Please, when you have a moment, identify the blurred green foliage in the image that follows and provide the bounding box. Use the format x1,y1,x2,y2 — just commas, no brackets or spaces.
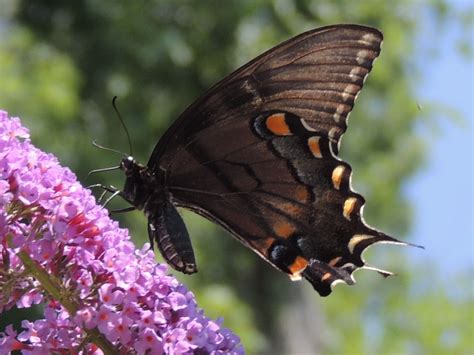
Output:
0,0,472,354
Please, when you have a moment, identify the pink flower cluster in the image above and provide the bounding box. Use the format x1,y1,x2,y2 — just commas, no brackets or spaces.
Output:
0,111,243,354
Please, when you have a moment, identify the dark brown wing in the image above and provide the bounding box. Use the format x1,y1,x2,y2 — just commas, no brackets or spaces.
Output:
148,24,383,168
148,24,406,296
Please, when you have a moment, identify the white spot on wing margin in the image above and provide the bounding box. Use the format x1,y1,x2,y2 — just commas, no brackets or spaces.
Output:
300,118,317,132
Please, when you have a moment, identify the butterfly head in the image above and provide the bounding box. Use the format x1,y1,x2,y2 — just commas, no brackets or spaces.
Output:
119,156,152,209
120,156,141,177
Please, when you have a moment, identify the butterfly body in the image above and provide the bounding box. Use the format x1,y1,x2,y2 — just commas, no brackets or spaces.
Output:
120,157,197,274
119,24,409,296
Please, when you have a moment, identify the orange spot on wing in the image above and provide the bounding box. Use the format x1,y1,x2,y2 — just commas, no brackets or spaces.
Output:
273,221,296,238
343,197,358,220
256,236,276,252
266,113,291,136
288,256,309,275
295,185,310,203
332,165,345,190
348,234,373,254
280,203,303,216
328,256,342,267
308,136,322,158
321,272,332,282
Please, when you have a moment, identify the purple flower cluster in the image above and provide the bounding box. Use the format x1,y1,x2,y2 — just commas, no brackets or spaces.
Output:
0,111,244,354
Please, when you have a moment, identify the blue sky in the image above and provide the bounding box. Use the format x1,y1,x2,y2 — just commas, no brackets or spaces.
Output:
407,1,473,276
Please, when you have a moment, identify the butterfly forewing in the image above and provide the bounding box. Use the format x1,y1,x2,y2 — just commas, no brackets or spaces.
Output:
126,24,409,296
147,24,383,170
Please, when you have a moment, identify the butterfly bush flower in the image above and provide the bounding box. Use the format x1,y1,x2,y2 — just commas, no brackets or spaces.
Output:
0,111,243,354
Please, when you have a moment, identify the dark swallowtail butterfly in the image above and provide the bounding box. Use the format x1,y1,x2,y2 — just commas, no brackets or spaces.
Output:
118,24,413,296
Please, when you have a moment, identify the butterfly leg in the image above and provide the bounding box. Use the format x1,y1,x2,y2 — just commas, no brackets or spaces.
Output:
87,184,131,210
111,206,137,213
87,184,119,202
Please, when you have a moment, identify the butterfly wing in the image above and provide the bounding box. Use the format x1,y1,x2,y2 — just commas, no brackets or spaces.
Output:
148,24,405,296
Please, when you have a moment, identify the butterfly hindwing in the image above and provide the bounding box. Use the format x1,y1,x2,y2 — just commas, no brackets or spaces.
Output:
166,109,402,295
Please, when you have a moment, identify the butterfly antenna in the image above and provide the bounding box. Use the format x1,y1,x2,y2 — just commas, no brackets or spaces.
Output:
92,139,127,156
87,140,125,180
112,96,133,156
86,165,121,180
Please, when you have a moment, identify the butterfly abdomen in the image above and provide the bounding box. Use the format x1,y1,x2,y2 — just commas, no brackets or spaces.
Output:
120,157,197,274
147,195,197,274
